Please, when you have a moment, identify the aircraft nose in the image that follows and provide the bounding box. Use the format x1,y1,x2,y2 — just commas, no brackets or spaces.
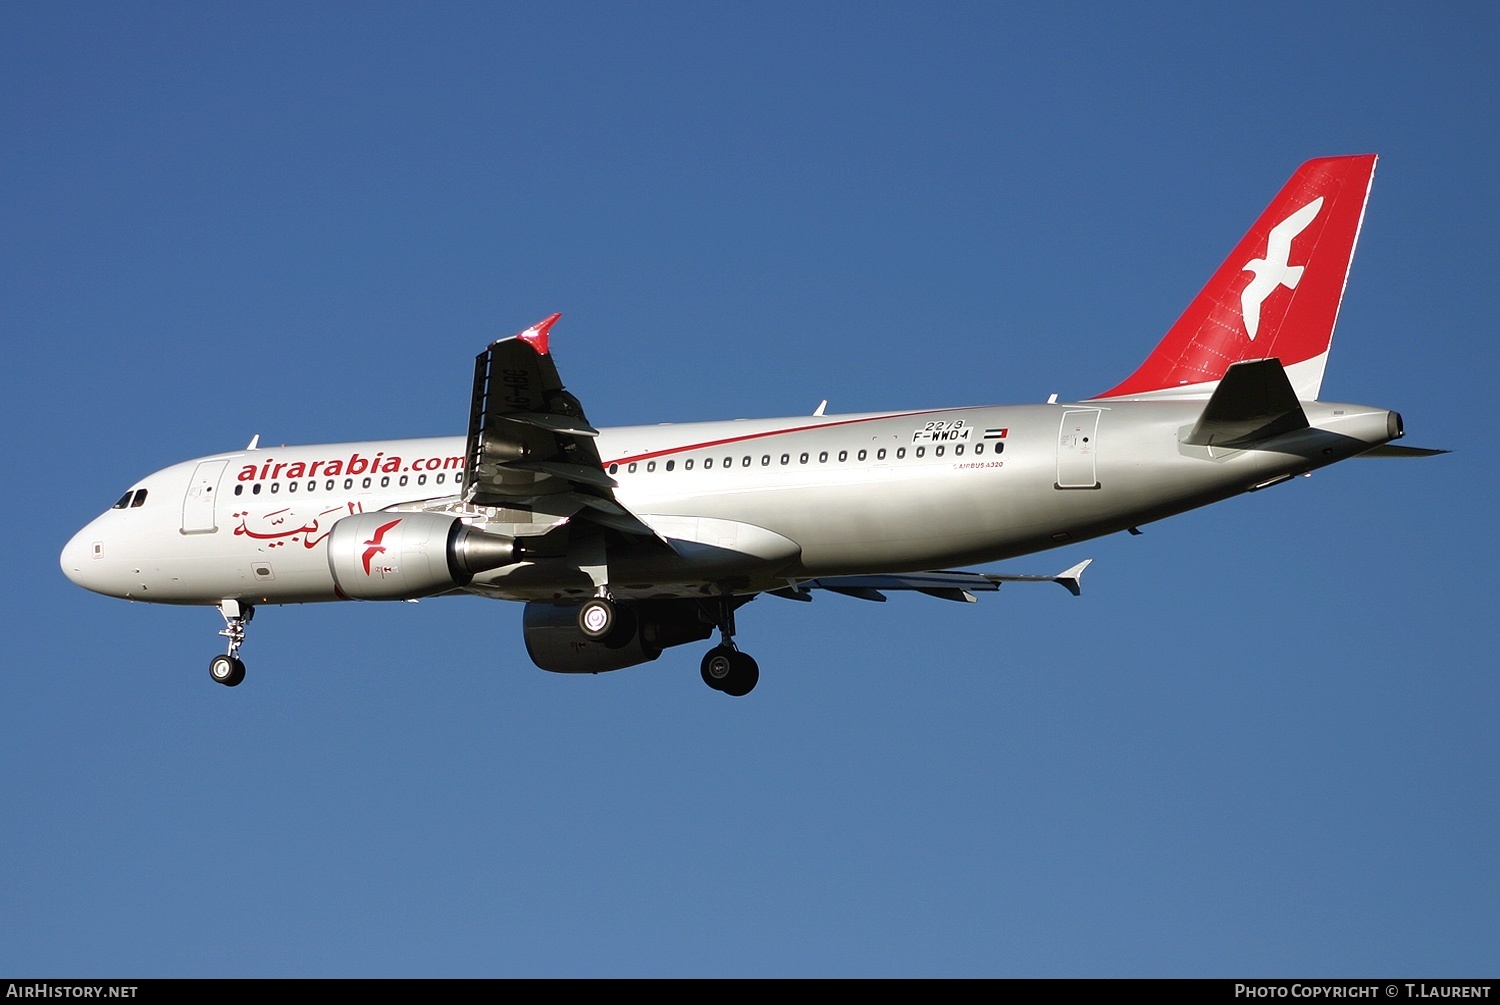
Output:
60,523,103,591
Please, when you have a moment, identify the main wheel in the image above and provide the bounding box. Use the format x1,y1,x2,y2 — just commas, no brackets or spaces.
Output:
721,652,760,697
578,597,617,640
701,646,735,690
209,654,245,687
700,647,759,696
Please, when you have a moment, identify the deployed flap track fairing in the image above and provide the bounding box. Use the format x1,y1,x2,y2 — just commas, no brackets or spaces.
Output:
60,155,1441,697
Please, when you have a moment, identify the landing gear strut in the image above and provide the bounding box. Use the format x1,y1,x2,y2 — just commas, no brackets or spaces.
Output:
700,595,759,696
210,600,252,687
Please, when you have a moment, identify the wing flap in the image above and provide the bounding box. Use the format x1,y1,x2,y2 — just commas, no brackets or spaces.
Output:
782,561,1092,601
465,317,613,508
463,316,662,545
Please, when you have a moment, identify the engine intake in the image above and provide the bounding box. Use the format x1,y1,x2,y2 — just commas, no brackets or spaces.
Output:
328,512,516,600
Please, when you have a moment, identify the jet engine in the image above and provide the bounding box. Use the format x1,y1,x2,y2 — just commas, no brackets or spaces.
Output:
327,511,517,600
523,599,713,673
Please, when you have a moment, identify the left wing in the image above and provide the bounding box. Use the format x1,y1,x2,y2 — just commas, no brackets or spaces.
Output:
463,314,655,537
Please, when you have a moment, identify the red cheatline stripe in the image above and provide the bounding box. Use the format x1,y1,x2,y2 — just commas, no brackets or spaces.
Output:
600,408,968,467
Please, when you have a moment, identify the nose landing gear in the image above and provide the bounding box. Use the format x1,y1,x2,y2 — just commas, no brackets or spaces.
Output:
210,600,253,687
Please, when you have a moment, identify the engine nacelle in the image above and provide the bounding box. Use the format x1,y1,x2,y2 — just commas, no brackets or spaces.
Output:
523,600,713,673
328,512,516,600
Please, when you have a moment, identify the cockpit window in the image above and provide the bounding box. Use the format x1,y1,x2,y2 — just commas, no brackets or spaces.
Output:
130,490,148,508
113,491,134,509
113,489,148,509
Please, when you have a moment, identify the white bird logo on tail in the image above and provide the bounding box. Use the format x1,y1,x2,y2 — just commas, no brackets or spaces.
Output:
1240,196,1322,340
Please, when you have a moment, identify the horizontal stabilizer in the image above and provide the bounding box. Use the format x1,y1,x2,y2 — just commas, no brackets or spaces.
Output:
1181,359,1308,448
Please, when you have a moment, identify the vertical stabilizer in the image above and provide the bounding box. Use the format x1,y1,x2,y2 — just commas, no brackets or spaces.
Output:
1095,155,1376,401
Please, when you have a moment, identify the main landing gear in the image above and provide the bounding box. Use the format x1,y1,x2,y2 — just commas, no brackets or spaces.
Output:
579,591,761,696
700,646,759,697
699,595,759,697
210,599,253,687
577,594,636,649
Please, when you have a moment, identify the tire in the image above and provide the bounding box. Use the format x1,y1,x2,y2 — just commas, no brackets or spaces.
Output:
720,652,759,697
578,598,617,640
700,646,734,691
210,654,245,687
599,604,637,649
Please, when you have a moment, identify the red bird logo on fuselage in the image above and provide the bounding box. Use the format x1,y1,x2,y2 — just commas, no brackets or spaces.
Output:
361,519,402,575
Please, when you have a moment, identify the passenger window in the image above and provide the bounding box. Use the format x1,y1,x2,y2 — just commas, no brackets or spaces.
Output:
308,480,316,491
877,448,886,460
628,462,638,473
685,459,693,470
955,444,964,455
399,475,408,486
761,455,770,466
857,450,866,461
647,461,656,472
609,463,619,474
742,456,751,467
819,451,828,463
436,474,445,485
456,472,463,484
916,447,925,458
975,443,984,455
271,482,280,493
935,446,944,457
234,485,244,496
780,454,789,465
416,475,425,486
897,448,906,459
665,460,674,471
326,479,335,490
344,478,353,490
799,453,808,464
253,484,262,495
704,458,713,469
289,481,298,493
994,442,1004,454
723,456,732,468
380,476,389,487
838,450,847,462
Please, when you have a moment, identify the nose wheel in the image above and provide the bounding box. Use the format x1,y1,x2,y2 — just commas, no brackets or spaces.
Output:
211,600,253,687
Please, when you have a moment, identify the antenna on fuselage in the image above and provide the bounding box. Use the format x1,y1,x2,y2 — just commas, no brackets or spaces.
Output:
813,400,827,416
246,434,260,450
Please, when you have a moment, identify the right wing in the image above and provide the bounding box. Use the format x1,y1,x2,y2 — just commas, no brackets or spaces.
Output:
770,560,1093,603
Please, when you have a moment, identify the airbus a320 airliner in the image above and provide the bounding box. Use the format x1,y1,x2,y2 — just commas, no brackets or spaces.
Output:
61,155,1437,696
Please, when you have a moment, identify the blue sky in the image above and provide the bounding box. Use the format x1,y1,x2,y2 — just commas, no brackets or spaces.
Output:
3,2,1495,977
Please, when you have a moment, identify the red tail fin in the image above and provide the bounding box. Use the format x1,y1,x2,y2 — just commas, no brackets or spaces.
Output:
1096,155,1376,401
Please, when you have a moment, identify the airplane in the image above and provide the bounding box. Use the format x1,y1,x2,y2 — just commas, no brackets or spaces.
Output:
60,154,1439,696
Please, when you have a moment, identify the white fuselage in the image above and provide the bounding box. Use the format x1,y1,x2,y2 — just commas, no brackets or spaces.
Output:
61,398,1398,609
